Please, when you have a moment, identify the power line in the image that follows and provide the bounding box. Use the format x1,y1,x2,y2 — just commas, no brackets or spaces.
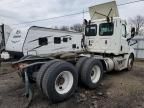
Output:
118,0,144,6
13,0,144,25
13,11,86,25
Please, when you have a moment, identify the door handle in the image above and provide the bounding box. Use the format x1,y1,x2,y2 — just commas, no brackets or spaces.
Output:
105,40,107,44
89,40,92,46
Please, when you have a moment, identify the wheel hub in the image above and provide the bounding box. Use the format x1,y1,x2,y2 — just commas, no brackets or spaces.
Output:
55,71,74,94
91,71,94,76
90,65,101,83
56,75,65,87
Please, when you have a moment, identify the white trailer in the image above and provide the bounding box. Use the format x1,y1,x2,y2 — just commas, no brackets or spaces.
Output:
5,26,82,59
11,1,136,103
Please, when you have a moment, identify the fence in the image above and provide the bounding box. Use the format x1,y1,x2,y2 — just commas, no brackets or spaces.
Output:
132,36,144,59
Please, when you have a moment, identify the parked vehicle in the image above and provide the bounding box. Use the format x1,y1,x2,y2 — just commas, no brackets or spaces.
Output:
0,24,12,59
10,1,136,103
5,26,82,59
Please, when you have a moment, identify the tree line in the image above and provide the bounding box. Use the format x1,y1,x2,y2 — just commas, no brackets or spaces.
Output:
129,15,144,35
55,15,144,35
54,23,83,32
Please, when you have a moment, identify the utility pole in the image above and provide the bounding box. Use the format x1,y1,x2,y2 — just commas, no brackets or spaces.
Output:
83,9,85,20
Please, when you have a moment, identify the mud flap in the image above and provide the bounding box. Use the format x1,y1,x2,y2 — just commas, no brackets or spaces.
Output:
24,70,33,107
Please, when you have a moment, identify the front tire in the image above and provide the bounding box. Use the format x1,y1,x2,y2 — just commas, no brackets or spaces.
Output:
127,54,134,71
81,58,103,89
42,61,78,103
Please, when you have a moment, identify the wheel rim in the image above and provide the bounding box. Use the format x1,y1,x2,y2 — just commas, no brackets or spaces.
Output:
55,71,74,94
128,58,133,69
90,65,101,83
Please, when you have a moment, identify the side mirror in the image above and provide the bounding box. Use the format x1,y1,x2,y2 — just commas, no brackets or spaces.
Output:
131,27,136,38
83,19,88,26
130,40,138,46
89,20,91,25
127,27,136,42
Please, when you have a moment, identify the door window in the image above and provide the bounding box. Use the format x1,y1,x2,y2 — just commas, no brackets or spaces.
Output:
99,23,114,36
122,24,127,38
85,24,97,36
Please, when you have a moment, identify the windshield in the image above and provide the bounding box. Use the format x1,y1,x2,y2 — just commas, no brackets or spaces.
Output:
85,24,97,36
99,23,114,36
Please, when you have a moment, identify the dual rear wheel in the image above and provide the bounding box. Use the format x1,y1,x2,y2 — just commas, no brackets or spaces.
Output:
36,60,78,103
36,57,103,102
76,57,103,89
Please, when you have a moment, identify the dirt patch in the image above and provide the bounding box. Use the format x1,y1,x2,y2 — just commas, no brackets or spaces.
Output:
0,61,144,108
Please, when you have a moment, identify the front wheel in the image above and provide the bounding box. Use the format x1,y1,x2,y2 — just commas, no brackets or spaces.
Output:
127,54,134,71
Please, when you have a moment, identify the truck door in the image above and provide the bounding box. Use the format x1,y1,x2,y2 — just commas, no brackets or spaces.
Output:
121,24,129,53
85,23,115,53
98,22,114,51
85,24,97,50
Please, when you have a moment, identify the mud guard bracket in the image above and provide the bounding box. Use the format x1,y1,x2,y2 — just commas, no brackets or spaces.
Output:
24,69,33,107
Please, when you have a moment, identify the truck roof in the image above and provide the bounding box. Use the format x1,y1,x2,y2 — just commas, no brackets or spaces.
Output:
91,17,123,23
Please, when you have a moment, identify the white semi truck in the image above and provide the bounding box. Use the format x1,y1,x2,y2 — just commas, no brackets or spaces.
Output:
9,1,136,103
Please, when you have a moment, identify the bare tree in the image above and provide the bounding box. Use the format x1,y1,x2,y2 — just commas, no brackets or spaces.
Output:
70,24,83,32
60,26,69,31
54,26,58,29
129,15,144,35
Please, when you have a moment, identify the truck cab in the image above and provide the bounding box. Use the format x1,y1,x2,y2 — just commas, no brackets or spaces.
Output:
85,17,133,55
82,1,136,72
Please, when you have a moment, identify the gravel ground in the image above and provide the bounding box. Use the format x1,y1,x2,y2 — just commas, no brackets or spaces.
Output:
0,61,144,108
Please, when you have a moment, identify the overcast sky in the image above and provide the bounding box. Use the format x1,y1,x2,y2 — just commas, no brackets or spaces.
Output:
0,0,144,28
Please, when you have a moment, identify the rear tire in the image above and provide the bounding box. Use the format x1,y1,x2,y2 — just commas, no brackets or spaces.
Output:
36,59,60,92
42,61,78,103
76,57,88,78
81,58,103,89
